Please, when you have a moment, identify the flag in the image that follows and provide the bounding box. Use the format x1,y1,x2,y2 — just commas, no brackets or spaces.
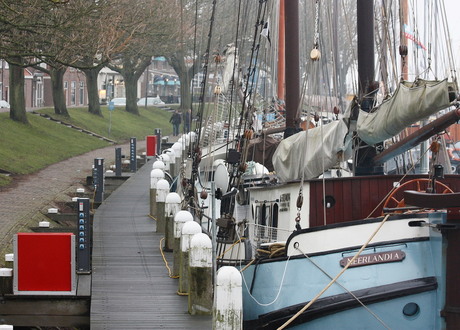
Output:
261,20,271,45
404,24,426,50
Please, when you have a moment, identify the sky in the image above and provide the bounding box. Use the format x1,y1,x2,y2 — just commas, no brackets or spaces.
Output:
444,0,460,54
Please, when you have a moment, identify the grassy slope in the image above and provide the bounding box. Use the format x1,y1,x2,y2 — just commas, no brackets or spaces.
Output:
0,105,173,187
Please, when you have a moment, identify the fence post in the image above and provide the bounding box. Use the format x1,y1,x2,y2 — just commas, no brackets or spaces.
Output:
189,233,213,315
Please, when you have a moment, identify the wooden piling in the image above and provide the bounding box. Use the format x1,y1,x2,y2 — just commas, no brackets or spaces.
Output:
165,192,181,251
188,233,213,315
178,221,201,294
213,266,243,330
150,168,164,217
155,179,170,234
173,211,193,278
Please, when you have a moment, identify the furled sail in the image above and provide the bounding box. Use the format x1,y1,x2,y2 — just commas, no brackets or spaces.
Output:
357,79,452,145
272,118,351,181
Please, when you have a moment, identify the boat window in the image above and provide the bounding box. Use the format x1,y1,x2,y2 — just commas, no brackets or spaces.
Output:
403,302,420,318
261,203,267,226
272,203,279,228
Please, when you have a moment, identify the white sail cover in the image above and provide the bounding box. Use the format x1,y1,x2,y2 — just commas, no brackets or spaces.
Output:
272,119,351,181
357,79,451,145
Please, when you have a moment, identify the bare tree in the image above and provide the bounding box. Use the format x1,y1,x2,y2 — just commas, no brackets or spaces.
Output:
107,0,179,115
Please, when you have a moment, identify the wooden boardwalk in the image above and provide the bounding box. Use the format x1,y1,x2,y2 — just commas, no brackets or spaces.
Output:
90,160,211,329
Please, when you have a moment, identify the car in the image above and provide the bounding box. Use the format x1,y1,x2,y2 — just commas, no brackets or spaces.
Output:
0,100,10,108
110,98,126,106
137,96,165,106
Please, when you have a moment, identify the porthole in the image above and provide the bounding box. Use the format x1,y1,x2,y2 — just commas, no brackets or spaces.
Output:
403,302,420,317
323,195,336,208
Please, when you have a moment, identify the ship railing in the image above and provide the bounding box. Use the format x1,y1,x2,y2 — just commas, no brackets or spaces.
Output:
247,223,292,244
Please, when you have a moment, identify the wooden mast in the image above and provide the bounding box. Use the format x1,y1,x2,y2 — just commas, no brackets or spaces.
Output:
354,0,384,176
277,0,285,102
284,0,300,138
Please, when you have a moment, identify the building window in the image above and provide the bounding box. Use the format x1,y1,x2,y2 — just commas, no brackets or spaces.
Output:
64,81,68,105
71,81,76,105
79,82,84,105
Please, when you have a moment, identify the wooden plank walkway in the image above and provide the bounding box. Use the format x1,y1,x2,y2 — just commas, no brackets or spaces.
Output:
90,160,211,329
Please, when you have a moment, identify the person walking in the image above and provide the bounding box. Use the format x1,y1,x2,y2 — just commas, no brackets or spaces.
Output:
170,110,182,136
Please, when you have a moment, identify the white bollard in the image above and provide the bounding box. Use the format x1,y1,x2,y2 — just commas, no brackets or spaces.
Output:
150,169,164,217
164,192,181,251
164,149,176,177
213,266,243,330
152,160,166,171
39,221,50,228
156,179,170,234
4,254,13,269
173,211,194,277
178,221,201,294
160,153,171,174
188,233,213,315
172,142,182,164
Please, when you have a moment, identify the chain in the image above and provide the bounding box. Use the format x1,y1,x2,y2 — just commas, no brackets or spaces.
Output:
313,0,320,48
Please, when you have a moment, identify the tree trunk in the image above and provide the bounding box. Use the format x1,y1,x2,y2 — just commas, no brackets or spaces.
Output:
114,57,151,115
124,73,139,115
83,67,103,117
168,52,197,111
8,59,28,124
50,67,69,117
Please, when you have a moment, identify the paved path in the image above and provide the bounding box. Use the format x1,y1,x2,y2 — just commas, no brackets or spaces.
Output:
0,141,144,257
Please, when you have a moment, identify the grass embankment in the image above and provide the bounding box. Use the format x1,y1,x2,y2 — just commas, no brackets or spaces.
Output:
0,105,173,187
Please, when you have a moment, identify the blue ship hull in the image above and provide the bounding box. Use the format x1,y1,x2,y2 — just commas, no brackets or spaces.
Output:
242,213,446,329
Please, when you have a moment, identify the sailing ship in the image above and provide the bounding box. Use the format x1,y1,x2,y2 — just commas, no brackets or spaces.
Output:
172,0,460,328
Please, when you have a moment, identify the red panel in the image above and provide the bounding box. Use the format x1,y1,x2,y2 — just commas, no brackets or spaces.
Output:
146,135,157,156
17,233,73,292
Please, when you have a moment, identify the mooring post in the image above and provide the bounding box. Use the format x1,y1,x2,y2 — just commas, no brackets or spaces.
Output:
172,142,182,172
178,221,201,294
0,267,13,295
156,179,170,234
213,266,243,330
150,168,164,217
173,210,193,278
93,158,104,203
188,233,213,315
164,149,176,177
165,192,181,251
4,254,13,269
155,128,162,155
115,147,122,176
160,153,171,174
